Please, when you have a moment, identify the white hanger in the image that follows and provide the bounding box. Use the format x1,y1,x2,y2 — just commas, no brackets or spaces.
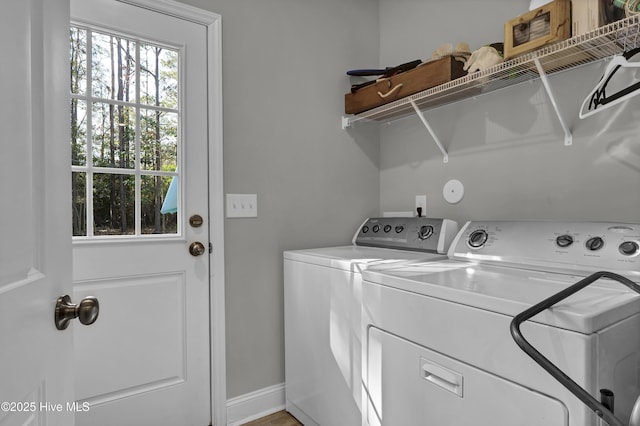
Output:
579,48,640,119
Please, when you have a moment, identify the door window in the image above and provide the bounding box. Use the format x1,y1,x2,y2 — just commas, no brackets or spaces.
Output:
70,25,180,238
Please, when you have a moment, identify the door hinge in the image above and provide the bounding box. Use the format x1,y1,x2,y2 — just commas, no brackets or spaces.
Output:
209,242,213,253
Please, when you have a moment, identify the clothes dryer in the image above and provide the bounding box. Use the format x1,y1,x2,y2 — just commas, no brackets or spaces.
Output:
284,217,458,426
361,220,640,426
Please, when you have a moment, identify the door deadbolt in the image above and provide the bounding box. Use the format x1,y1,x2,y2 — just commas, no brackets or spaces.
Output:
189,241,207,256
189,214,204,228
55,295,99,330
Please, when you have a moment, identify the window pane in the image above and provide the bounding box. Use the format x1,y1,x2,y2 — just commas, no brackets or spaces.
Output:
141,175,177,235
70,27,87,95
72,172,87,236
71,26,182,240
140,44,178,108
140,110,178,171
93,173,135,235
91,102,135,169
71,99,87,166
91,32,137,102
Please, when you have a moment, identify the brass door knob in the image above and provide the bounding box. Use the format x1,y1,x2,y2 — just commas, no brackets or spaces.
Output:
55,295,99,330
189,241,206,256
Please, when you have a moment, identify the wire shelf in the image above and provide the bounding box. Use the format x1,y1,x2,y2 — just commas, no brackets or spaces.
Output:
342,14,640,128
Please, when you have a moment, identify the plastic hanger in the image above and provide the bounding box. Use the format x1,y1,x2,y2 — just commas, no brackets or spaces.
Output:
579,47,640,119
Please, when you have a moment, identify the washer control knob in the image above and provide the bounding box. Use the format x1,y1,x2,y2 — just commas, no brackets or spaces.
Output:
619,241,639,256
362,225,369,234
585,236,604,251
383,225,392,233
395,225,404,233
468,229,488,248
372,225,380,233
418,225,434,240
556,234,574,248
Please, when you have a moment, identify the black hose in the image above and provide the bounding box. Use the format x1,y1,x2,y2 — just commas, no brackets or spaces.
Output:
510,271,640,426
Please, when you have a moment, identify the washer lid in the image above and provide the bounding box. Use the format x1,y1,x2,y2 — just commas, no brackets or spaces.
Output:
362,260,640,333
284,245,444,272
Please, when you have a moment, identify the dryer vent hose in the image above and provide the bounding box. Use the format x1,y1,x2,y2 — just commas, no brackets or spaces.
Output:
511,271,640,426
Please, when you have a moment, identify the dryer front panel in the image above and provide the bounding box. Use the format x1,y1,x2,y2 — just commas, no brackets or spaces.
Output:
365,327,568,426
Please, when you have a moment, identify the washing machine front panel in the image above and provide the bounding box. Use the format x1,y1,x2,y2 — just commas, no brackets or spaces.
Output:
284,217,459,426
284,249,447,426
285,259,362,426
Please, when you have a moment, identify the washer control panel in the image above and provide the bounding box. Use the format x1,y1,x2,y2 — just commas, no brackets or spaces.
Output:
355,217,458,254
450,220,640,277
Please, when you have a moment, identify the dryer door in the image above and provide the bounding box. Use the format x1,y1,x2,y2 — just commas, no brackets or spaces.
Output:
365,327,569,426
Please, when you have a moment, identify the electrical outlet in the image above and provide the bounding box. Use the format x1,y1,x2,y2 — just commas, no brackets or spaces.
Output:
226,194,257,218
415,195,426,216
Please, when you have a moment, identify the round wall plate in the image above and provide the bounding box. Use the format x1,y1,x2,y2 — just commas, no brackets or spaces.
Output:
443,179,464,204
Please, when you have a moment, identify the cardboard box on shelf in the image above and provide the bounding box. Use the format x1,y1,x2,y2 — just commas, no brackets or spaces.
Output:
572,0,627,37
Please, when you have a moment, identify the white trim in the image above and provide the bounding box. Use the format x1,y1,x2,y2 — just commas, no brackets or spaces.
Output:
117,0,218,25
115,1,227,425
226,383,286,426
206,14,228,426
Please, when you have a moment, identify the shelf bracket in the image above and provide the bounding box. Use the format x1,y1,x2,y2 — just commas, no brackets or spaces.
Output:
410,100,449,163
341,116,351,130
533,58,573,146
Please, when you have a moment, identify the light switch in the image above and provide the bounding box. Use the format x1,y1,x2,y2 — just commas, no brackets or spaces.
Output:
226,194,258,218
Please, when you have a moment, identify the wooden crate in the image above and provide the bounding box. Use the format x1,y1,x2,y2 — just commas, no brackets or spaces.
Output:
344,56,467,115
504,0,571,60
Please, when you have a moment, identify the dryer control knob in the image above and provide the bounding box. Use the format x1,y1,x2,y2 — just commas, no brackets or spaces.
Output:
585,236,604,251
556,234,574,248
468,229,488,248
418,225,434,240
619,241,639,256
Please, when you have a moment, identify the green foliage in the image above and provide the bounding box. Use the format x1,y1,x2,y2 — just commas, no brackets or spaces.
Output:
70,26,179,236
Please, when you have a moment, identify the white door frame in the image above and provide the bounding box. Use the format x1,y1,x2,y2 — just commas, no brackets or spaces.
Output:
116,1,227,425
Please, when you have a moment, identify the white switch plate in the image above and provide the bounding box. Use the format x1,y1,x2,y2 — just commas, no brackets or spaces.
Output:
226,194,257,218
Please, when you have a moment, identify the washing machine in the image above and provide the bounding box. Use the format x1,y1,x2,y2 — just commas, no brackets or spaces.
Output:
284,217,458,426
361,220,640,426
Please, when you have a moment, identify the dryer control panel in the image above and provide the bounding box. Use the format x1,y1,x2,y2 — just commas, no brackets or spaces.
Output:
450,220,640,279
354,217,458,254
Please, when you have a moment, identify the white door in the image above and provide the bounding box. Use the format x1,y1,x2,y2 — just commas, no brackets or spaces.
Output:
69,1,211,424
0,0,74,425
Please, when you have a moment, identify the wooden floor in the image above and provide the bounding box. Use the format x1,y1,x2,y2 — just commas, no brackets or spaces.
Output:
240,410,303,426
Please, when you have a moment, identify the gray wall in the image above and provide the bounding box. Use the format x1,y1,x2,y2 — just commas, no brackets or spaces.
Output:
379,0,640,225
175,0,640,403
175,0,380,399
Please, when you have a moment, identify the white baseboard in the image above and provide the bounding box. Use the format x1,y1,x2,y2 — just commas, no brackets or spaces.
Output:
226,383,286,426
